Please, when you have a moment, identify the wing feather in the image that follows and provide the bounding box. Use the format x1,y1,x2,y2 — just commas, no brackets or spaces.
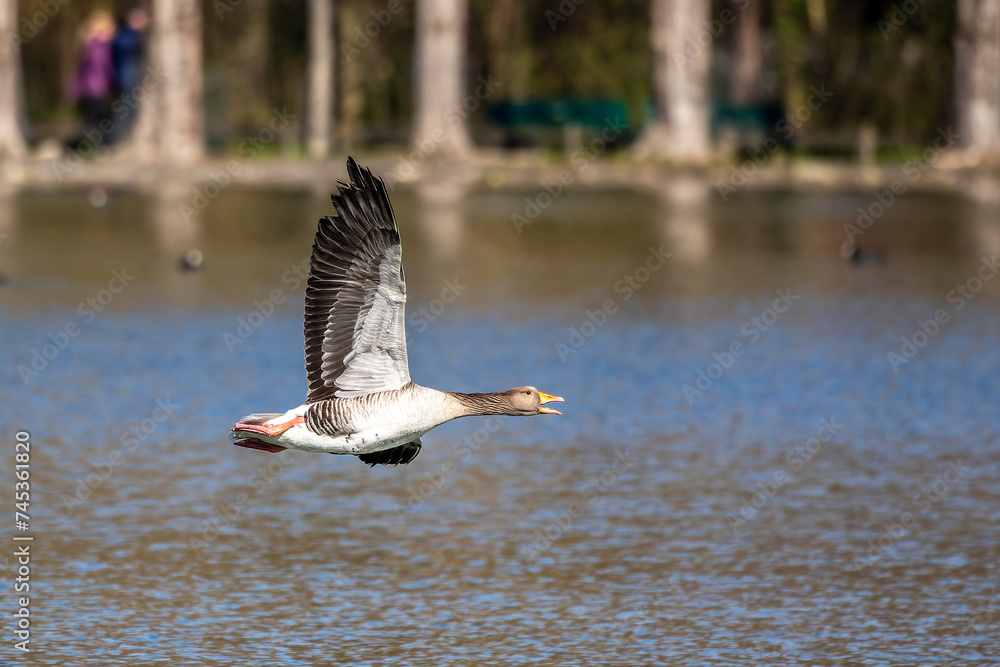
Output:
304,158,410,402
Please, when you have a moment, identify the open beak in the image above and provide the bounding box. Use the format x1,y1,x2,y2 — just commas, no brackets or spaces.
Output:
538,392,564,415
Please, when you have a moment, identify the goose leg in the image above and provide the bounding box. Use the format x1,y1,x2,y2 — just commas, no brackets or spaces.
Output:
232,438,287,453
233,415,305,437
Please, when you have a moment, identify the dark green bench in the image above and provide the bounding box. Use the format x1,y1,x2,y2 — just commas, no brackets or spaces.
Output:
487,99,635,150
711,101,791,148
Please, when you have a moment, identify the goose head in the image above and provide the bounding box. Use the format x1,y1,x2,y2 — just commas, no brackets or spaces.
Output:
501,386,565,416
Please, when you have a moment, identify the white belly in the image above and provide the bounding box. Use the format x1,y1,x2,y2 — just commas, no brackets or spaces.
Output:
260,390,460,455
273,422,427,455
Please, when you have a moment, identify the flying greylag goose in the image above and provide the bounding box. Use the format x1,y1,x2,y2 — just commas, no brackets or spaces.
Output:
231,158,563,466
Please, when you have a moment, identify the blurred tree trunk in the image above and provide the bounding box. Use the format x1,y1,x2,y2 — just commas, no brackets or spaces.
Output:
0,1,27,158
955,0,1000,163
413,0,471,159
632,0,711,163
729,0,762,104
337,1,364,150
119,0,203,165
806,0,827,37
307,0,334,158
805,0,826,36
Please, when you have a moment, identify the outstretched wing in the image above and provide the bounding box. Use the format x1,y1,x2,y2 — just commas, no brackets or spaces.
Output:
304,157,410,402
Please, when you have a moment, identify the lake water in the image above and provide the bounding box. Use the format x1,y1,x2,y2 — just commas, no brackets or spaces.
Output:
1,180,999,665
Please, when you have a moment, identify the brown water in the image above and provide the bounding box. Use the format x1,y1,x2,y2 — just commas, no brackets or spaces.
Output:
1,182,999,665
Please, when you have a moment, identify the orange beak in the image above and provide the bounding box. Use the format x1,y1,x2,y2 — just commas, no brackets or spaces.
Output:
538,392,564,415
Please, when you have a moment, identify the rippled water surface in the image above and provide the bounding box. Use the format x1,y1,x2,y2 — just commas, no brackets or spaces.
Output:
2,182,1000,665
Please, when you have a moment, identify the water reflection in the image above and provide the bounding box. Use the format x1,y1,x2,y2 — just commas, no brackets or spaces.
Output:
413,182,468,261
970,200,1000,257
654,174,712,263
2,186,999,665
149,180,202,272
0,193,14,281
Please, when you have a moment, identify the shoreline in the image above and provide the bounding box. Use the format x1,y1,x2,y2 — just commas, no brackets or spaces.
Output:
1,151,997,202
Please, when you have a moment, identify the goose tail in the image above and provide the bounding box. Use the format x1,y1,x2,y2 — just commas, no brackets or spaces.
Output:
230,413,290,453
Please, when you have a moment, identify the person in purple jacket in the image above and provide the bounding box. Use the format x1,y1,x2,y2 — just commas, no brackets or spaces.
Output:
68,10,116,150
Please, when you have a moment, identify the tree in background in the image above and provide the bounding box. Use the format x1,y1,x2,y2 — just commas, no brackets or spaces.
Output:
1,0,989,163
955,0,1000,163
119,0,203,165
633,0,712,164
729,0,763,104
307,0,334,158
490,0,650,134
412,0,471,159
0,0,27,158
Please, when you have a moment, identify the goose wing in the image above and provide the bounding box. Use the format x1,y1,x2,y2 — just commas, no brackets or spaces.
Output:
357,439,422,466
304,157,410,401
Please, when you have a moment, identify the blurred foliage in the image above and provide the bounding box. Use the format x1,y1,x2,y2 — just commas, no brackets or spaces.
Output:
800,0,955,143
17,0,958,151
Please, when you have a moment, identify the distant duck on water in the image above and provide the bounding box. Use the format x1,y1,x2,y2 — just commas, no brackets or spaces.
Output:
231,158,564,466
840,240,886,265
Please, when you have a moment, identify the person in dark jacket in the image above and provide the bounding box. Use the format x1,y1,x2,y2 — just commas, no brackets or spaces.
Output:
111,4,150,142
